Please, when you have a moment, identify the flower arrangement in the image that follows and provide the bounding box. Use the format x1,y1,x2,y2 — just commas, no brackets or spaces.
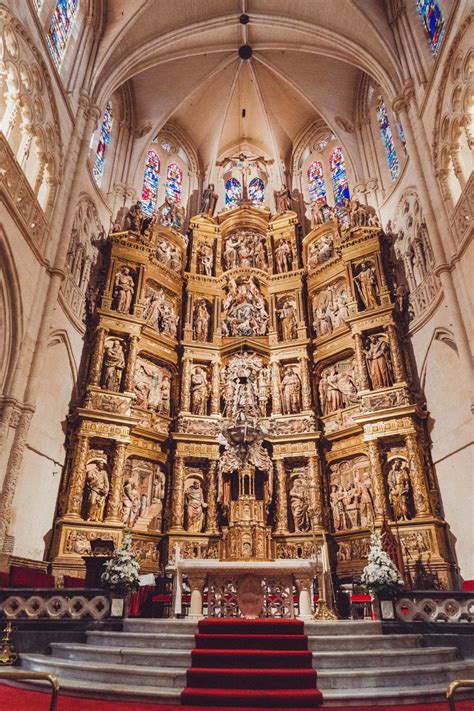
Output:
361,529,404,597
101,534,140,595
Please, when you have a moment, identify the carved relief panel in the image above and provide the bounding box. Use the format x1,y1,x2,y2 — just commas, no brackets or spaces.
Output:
222,275,269,337
121,457,166,532
307,233,335,272
318,355,359,416
143,280,179,339
328,455,372,532
363,332,393,390
311,277,350,338
222,230,268,272
133,356,172,417
155,237,183,274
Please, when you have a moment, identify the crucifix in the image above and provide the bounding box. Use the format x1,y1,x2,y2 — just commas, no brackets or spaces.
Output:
218,152,272,201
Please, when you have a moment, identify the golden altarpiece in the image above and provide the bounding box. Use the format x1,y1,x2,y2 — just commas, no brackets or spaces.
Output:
50,196,457,591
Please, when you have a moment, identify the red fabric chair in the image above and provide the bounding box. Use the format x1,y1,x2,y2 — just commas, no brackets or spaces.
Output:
9,565,55,588
350,593,373,620
462,580,474,591
128,585,156,617
63,575,86,588
0,571,9,587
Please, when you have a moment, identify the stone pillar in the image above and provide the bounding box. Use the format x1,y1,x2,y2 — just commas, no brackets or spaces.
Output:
206,462,218,534
294,575,313,619
353,332,370,390
450,143,466,189
89,328,106,386
188,574,207,617
274,459,288,534
210,359,220,415
64,433,90,519
170,455,186,531
436,169,455,214
299,355,312,410
123,336,139,392
271,360,282,415
367,440,388,521
405,432,431,518
308,456,323,529
386,324,406,383
104,442,128,523
180,357,192,412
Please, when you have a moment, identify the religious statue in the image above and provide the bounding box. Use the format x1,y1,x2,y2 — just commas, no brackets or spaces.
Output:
196,242,213,275
278,298,298,341
319,363,358,415
388,458,412,521
289,477,310,532
218,153,269,200
307,234,334,271
133,358,171,415
353,261,379,310
330,483,351,532
85,460,109,522
190,366,209,415
347,199,380,228
143,287,179,338
193,299,211,342
364,334,393,389
257,366,270,416
222,276,268,337
155,239,182,273
274,238,294,273
200,183,218,217
185,479,207,532
121,478,141,527
124,201,143,232
281,367,302,414
157,196,185,230
102,339,125,391
113,267,135,314
274,184,292,214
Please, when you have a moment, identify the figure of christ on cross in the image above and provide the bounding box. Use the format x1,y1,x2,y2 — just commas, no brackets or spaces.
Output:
218,152,273,201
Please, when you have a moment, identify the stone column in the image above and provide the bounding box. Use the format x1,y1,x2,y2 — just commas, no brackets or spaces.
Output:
405,432,431,518
206,462,218,534
299,355,312,410
105,442,128,523
274,459,288,534
308,456,323,529
64,433,90,519
294,575,313,619
436,169,455,214
450,143,466,190
353,332,370,390
271,360,282,415
170,455,186,531
210,360,220,415
89,328,106,386
386,324,406,383
123,336,139,392
180,357,192,412
188,574,207,617
367,440,388,521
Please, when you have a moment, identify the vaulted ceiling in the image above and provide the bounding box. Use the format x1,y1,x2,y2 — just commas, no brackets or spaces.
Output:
90,1,404,174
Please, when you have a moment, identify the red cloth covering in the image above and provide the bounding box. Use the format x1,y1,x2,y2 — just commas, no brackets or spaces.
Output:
128,585,156,617
0,571,9,587
351,594,372,602
462,579,474,591
63,575,86,588
9,565,55,588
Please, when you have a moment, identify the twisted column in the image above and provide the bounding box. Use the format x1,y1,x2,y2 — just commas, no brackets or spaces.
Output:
123,336,139,392
387,324,406,383
274,459,288,534
105,442,128,522
299,355,312,410
170,455,186,531
64,433,90,519
180,357,192,412
353,332,370,390
89,328,106,386
210,359,220,415
206,462,219,534
367,440,388,521
405,432,431,518
271,360,282,414
308,456,323,529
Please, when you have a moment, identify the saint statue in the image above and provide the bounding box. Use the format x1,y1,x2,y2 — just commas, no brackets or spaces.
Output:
85,460,109,522
281,367,302,414
113,267,135,314
190,367,209,415
365,335,393,389
121,478,140,527
124,201,143,232
274,185,292,214
388,459,411,521
289,477,310,532
185,480,207,532
196,242,213,275
278,299,298,341
200,184,218,217
193,299,211,342
354,261,379,310
274,238,293,273
102,339,125,391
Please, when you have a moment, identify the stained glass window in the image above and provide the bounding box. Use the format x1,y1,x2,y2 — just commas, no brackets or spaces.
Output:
92,101,113,187
329,146,350,210
307,161,327,204
165,162,182,203
141,150,160,215
46,0,79,67
396,117,407,153
376,97,400,181
249,177,265,204
33,0,43,9
225,178,241,207
417,0,445,54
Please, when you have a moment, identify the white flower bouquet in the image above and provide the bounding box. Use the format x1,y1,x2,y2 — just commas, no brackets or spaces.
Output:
361,530,404,597
101,534,140,595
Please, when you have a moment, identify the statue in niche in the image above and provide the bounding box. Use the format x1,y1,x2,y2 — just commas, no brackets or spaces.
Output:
221,353,266,421
102,339,125,392
281,366,302,414
143,286,179,338
196,242,213,275
329,456,372,531
387,458,412,521
353,261,379,310
160,375,171,416
312,279,350,337
319,361,358,415
190,366,210,415
307,234,334,271
124,201,143,232
155,239,182,273
223,234,240,270
133,358,171,415
255,238,267,270
121,478,141,527
289,477,310,532
364,334,393,389
274,184,292,213
257,365,271,416
222,276,268,337
113,267,135,314
222,231,267,271
185,479,207,532
193,299,211,342
85,459,110,522
278,298,298,341
121,460,166,531
200,183,218,217
274,238,294,273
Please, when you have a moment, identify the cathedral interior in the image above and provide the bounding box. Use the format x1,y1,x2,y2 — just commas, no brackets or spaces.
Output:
0,0,472,595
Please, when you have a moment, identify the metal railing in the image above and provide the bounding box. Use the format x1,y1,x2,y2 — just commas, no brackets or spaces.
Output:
447,679,474,711
0,670,59,711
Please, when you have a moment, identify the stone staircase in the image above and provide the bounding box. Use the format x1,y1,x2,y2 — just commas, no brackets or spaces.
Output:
19,618,474,706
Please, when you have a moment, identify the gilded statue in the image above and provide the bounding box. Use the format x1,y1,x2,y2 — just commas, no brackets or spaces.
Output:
124,201,143,232
193,299,211,342
274,184,292,213
281,367,302,414
278,298,298,341
85,460,109,522
307,235,334,270
388,458,412,521
289,477,310,532
190,366,209,415
319,363,358,415
196,242,213,275
113,267,135,313
353,261,379,310
102,339,125,391
274,238,293,273
185,480,207,532
200,184,218,217
365,334,393,389
121,478,140,526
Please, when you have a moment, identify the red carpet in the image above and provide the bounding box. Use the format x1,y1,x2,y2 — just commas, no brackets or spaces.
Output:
181,618,323,708
1,684,474,710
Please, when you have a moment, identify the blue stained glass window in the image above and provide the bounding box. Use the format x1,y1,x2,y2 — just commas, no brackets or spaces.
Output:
225,178,241,207
165,162,182,203
141,150,160,215
417,0,445,54
376,97,400,181
93,101,113,187
46,0,79,67
307,161,327,204
249,177,265,204
396,118,407,153
329,146,350,211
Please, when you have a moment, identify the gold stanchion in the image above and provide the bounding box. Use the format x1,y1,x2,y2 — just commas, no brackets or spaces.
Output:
0,623,17,665
0,670,60,711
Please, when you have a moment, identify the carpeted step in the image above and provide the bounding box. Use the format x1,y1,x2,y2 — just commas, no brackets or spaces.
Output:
195,633,309,650
186,667,317,690
181,686,323,708
191,648,313,668
198,618,305,636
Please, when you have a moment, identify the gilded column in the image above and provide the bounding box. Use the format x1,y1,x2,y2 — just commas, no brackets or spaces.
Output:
405,432,431,518
64,433,90,519
206,461,218,534
105,442,128,522
367,440,388,521
386,324,406,383
274,459,288,534
123,336,139,392
180,357,192,412
308,455,323,529
353,332,370,390
299,355,312,410
271,360,282,415
170,455,186,531
210,359,220,415
89,327,106,386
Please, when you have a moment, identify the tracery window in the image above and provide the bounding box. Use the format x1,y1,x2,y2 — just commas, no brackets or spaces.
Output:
249,177,265,204
46,0,80,67
417,0,445,54
225,177,241,207
307,161,327,204
141,150,160,215
165,162,182,203
92,101,113,187
396,118,407,153
329,147,350,210
376,97,400,181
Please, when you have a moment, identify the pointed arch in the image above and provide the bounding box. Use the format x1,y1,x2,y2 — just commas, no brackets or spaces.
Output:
0,228,24,393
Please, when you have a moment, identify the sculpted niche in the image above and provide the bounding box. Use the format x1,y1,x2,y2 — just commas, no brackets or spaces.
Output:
133,356,172,416
312,277,350,337
143,281,179,339
222,230,267,271
221,352,270,419
329,455,373,532
318,357,359,416
222,276,269,337
121,458,166,532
